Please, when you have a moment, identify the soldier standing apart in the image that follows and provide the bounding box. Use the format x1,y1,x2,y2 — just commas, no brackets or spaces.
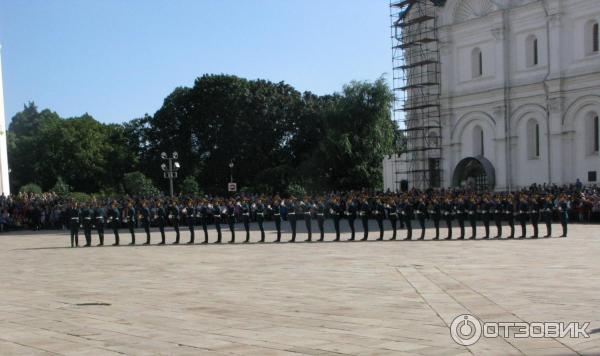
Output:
541,195,554,238
558,194,569,237
387,197,398,240
255,198,266,243
81,202,93,247
316,197,326,242
360,196,370,241
184,199,195,244
169,199,180,244
109,201,120,246
125,201,136,245
156,200,167,245
415,196,426,240
94,201,106,246
140,200,151,245
68,201,81,248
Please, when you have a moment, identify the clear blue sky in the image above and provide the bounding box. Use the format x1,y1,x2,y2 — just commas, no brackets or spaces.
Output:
0,0,392,124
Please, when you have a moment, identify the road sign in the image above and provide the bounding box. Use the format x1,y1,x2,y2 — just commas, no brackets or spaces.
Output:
228,182,237,192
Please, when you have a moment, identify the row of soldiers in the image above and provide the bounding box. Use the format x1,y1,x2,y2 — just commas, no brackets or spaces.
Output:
65,192,571,247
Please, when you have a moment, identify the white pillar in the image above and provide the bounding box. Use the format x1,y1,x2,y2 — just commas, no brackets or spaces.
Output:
0,46,11,195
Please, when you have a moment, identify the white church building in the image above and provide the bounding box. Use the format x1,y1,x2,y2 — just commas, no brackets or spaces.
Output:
385,0,600,192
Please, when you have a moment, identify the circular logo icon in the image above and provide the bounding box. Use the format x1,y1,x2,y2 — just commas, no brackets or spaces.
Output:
450,314,482,346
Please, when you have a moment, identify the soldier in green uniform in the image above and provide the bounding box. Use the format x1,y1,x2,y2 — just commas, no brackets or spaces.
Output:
81,202,94,247
155,200,167,245
541,195,554,238
108,201,120,246
140,200,151,245
315,197,326,242
226,199,236,243
124,200,136,245
387,197,399,240
169,199,181,244
94,201,106,246
346,196,357,241
255,197,266,243
67,201,81,248
241,198,251,243
558,194,569,237
415,196,426,240
270,198,282,243
359,196,370,241
212,199,223,243
197,199,209,243
183,199,195,244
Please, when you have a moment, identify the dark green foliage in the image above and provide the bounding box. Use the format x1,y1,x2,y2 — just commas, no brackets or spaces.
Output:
19,183,42,194
8,76,398,195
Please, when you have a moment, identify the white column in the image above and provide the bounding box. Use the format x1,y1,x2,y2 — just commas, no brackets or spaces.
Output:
0,46,11,195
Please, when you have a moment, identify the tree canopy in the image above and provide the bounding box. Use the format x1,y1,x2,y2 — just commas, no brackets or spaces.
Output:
8,75,398,195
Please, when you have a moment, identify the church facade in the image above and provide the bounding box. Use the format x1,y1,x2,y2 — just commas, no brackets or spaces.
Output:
386,0,600,191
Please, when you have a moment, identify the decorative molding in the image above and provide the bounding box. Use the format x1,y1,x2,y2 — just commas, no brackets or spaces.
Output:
491,27,504,41
454,0,497,23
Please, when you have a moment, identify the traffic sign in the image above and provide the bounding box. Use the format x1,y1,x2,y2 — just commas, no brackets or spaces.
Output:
228,182,237,192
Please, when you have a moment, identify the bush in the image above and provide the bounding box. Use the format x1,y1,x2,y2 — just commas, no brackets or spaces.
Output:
19,183,43,194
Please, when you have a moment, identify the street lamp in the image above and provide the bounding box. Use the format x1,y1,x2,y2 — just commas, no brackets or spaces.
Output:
161,151,180,197
228,161,234,183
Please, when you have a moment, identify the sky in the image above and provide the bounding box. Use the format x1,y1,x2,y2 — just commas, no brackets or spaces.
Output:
0,0,392,124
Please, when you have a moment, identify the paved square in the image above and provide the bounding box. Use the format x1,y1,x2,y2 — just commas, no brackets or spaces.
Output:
0,222,599,355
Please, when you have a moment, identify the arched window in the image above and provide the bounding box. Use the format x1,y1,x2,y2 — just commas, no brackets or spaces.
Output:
473,125,484,156
587,114,600,155
472,48,483,78
527,119,540,159
526,35,539,67
585,21,599,55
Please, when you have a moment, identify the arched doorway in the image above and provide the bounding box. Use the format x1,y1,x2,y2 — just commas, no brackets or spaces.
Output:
452,156,496,191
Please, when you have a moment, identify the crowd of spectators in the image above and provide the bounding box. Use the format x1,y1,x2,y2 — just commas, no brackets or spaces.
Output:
0,183,599,232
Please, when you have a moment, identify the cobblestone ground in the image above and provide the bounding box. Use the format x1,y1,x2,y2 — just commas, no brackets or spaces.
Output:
0,221,599,355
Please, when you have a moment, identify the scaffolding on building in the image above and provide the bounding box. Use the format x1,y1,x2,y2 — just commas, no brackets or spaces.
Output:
390,0,442,190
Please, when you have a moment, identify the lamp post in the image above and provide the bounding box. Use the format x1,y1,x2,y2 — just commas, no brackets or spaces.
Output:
161,151,180,197
228,161,234,183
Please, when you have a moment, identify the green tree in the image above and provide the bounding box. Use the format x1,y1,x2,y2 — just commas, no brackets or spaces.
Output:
122,171,160,196
180,176,200,195
52,177,71,196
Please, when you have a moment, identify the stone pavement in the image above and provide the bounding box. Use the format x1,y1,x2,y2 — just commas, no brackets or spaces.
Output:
0,221,599,355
